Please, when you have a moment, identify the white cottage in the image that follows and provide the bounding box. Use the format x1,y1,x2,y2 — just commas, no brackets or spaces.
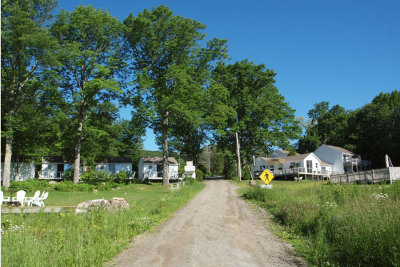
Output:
252,153,332,179
1,161,35,181
314,144,371,174
41,156,72,179
95,156,133,176
138,157,179,180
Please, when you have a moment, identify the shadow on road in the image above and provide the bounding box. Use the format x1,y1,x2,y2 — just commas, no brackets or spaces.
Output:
204,176,226,180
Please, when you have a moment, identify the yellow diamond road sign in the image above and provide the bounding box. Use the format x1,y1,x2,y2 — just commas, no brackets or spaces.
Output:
259,169,274,184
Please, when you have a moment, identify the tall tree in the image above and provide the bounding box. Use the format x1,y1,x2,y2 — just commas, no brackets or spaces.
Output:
1,0,58,188
350,90,400,167
51,5,126,183
124,5,227,185
213,60,301,179
297,101,350,153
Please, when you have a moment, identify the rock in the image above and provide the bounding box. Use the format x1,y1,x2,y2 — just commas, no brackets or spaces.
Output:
75,198,129,213
249,180,257,187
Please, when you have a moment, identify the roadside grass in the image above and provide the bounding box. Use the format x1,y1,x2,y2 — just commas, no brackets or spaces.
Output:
1,182,205,267
236,179,400,266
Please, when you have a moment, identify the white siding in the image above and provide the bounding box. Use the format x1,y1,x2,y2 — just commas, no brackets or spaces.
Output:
250,158,269,174
314,145,345,174
1,162,35,181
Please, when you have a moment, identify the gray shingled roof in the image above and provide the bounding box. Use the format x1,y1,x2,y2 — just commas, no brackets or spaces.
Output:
326,145,353,155
142,157,178,165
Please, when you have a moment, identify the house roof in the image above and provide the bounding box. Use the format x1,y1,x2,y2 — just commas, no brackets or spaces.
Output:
259,153,313,164
101,156,132,163
42,156,67,163
320,160,333,166
282,153,312,162
326,145,354,155
142,157,178,165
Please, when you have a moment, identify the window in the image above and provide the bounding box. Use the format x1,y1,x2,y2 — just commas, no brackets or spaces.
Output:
109,164,116,174
269,165,274,171
289,162,295,168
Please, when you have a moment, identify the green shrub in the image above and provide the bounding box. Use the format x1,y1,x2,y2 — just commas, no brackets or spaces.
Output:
113,171,129,184
51,181,96,192
195,169,204,182
62,169,73,181
81,171,112,185
7,179,49,192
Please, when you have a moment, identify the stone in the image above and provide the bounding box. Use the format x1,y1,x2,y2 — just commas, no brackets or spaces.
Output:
75,198,129,213
249,180,257,187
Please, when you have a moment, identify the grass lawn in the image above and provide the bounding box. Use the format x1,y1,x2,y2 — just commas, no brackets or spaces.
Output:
1,181,205,267
44,183,169,207
235,179,400,267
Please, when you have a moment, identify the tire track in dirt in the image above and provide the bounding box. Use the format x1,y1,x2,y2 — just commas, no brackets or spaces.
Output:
111,180,305,267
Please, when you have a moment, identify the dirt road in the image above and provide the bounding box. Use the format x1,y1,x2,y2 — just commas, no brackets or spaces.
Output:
111,180,304,267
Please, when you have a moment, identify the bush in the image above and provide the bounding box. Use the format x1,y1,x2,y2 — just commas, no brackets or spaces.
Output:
7,179,49,192
51,181,95,192
62,169,73,181
195,169,204,182
113,171,129,184
81,171,112,185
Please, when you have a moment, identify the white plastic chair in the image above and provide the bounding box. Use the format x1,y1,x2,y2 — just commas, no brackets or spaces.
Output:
1,191,11,206
33,191,48,207
24,190,41,207
12,190,26,206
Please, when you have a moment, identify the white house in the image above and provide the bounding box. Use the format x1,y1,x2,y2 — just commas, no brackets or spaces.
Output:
314,144,371,174
1,161,35,181
252,153,332,179
94,156,133,176
183,161,196,179
41,156,72,179
138,157,179,180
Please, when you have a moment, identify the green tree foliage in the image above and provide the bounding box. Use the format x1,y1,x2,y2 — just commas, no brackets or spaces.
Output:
124,5,227,185
349,90,400,167
51,5,126,183
213,60,301,178
297,101,351,153
1,0,58,188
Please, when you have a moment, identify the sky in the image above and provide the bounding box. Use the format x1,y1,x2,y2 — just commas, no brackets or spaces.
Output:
57,0,400,150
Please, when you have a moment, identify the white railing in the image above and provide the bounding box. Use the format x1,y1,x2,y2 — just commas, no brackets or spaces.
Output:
268,167,332,176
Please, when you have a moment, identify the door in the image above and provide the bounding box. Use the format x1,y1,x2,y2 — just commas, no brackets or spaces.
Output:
306,160,312,173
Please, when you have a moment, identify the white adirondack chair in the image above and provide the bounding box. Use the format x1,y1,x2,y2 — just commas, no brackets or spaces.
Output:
24,190,41,207
12,190,26,206
0,191,11,205
33,191,48,207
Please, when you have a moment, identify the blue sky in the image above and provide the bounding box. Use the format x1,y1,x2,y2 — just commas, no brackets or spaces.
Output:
57,0,400,150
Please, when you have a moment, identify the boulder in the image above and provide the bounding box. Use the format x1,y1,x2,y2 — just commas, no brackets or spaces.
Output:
75,198,129,213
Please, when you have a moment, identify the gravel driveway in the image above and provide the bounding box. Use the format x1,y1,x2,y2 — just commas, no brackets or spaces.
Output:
111,179,305,267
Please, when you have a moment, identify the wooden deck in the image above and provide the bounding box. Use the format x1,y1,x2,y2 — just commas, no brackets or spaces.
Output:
330,167,400,184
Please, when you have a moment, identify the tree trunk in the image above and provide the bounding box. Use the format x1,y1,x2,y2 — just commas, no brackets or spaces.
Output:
73,111,84,184
162,111,169,186
3,135,13,189
236,131,242,181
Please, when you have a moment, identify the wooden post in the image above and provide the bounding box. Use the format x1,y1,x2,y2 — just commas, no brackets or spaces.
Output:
235,132,242,181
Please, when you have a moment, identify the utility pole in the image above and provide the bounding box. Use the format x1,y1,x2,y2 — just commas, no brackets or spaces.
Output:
236,131,242,181
207,146,211,174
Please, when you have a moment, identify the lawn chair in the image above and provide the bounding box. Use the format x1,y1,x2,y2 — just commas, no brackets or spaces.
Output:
24,190,41,207
33,191,48,207
0,191,11,206
12,190,26,206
